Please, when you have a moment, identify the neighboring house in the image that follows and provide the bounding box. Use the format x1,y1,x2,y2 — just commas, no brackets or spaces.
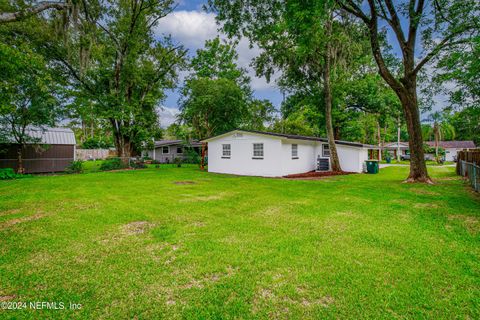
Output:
383,142,409,158
426,141,476,162
201,130,378,177
0,127,76,173
145,140,202,163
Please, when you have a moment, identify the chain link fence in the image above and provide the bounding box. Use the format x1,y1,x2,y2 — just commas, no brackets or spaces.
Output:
458,160,480,192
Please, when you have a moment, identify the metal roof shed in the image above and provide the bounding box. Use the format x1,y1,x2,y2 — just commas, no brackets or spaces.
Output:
0,127,77,173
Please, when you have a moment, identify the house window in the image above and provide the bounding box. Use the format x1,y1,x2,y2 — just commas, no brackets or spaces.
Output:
222,144,231,158
322,144,330,157
162,146,169,154
176,146,183,154
292,144,298,159
253,143,264,159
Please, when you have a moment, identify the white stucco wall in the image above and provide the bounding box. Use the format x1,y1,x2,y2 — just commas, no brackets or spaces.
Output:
207,133,284,177
314,143,367,173
280,139,316,175
206,131,369,176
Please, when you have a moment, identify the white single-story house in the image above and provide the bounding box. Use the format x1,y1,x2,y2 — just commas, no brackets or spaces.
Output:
201,130,378,177
426,140,476,162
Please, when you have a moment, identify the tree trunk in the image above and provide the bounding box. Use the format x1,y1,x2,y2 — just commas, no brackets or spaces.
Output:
433,122,439,163
397,116,401,162
377,120,382,161
111,123,132,165
398,86,431,183
323,13,342,172
16,144,25,174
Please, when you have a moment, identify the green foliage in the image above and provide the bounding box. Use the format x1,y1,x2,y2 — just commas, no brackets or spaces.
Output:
65,160,84,174
0,41,61,144
81,137,112,149
173,157,182,167
0,168,30,180
0,168,16,180
99,158,126,171
184,148,201,164
47,0,186,157
446,106,480,145
179,78,247,139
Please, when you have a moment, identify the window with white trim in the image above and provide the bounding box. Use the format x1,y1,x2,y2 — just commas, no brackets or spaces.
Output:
162,146,169,154
292,144,298,159
222,144,231,158
253,143,264,159
176,146,183,154
322,144,330,157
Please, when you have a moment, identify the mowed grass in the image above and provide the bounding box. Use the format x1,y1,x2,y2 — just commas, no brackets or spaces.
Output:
0,165,479,319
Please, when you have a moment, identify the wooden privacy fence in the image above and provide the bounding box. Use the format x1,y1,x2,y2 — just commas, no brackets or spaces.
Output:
456,150,480,193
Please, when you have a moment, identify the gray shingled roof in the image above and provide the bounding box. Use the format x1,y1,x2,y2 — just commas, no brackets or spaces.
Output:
426,141,476,149
154,140,202,147
203,129,378,148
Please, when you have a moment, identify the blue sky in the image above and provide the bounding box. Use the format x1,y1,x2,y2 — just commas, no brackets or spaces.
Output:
157,1,447,127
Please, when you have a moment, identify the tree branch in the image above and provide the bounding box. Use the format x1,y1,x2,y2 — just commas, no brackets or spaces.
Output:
0,1,68,23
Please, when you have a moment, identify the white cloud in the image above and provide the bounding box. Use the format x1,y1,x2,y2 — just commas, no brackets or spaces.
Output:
155,10,278,91
158,106,180,128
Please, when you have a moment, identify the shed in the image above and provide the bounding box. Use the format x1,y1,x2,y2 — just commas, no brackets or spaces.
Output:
0,127,76,173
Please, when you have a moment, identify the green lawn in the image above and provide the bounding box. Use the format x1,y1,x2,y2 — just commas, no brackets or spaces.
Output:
0,166,479,319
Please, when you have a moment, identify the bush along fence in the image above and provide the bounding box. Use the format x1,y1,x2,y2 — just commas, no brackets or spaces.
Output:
457,150,480,192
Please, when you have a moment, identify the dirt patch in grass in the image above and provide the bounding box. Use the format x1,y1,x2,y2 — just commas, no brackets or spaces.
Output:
180,192,232,202
414,203,440,209
0,295,16,301
0,209,21,217
173,181,196,185
448,215,479,235
121,221,155,235
410,188,440,196
0,213,45,229
284,171,355,180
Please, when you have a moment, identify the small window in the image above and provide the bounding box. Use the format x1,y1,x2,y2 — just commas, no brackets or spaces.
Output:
253,143,264,159
222,144,231,158
176,146,183,154
162,146,169,154
322,144,330,157
292,144,298,159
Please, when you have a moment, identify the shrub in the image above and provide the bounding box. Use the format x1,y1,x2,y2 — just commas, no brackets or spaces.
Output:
81,137,113,149
99,158,126,171
173,157,182,167
0,168,31,180
131,160,147,169
0,168,16,180
66,160,84,174
185,148,201,164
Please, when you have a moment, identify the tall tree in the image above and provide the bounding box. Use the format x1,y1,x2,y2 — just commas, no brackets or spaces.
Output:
179,37,273,138
0,43,61,173
208,0,368,172
337,0,479,182
44,0,186,159
179,78,246,139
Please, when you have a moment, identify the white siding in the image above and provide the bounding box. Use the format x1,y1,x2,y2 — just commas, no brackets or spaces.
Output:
207,133,283,177
445,148,457,162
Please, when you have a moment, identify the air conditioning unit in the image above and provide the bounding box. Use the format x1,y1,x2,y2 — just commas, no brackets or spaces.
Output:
317,156,330,171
